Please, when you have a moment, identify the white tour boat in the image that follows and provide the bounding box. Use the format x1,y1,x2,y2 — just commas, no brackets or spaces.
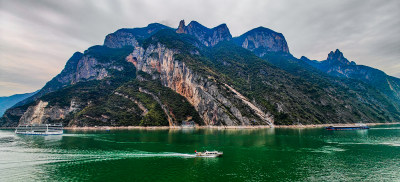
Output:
195,150,223,157
15,123,63,135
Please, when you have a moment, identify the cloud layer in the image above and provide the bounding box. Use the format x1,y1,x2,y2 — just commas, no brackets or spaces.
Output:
0,0,399,96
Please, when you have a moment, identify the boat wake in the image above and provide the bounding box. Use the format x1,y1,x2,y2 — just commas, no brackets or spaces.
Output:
369,127,400,130
50,150,198,163
120,152,196,158
0,149,198,172
326,141,400,147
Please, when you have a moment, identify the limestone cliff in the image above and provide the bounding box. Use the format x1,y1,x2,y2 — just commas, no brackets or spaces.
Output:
15,49,122,107
18,100,72,124
104,23,170,48
132,43,274,125
176,20,232,47
234,27,290,57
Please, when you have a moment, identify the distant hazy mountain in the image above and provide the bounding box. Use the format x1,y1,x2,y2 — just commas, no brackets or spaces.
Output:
302,49,400,103
0,91,38,116
1,20,399,127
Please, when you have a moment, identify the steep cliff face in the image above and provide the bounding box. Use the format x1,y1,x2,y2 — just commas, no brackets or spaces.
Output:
18,100,74,124
72,56,111,83
234,27,290,57
134,43,273,125
104,23,171,48
326,49,355,65
176,20,232,47
14,52,83,107
15,48,125,107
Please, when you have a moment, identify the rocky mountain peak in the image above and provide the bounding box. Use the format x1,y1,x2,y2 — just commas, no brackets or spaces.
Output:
104,23,170,48
300,56,310,61
176,20,186,33
234,26,290,57
175,20,232,46
326,49,353,65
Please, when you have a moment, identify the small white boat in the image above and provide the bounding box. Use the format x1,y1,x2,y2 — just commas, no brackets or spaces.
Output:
15,123,63,135
195,150,223,157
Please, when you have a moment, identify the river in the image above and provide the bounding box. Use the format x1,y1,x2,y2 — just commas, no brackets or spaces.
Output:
0,124,399,181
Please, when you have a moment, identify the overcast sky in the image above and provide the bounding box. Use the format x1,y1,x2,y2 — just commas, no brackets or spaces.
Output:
0,0,399,96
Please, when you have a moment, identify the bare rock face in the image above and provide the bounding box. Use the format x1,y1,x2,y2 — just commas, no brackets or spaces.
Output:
104,23,170,48
19,100,70,124
176,20,232,47
133,43,274,126
15,51,118,108
72,56,110,83
104,31,139,49
176,20,186,34
326,49,353,65
234,27,290,57
47,54,114,86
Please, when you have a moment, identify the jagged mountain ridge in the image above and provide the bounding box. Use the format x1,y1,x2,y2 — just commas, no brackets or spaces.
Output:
302,49,400,103
176,20,232,47
104,23,171,48
1,20,399,127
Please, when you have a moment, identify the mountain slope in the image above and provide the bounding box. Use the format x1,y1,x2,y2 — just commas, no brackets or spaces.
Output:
0,91,38,116
302,49,400,103
2,20,399,127
137,28,400,124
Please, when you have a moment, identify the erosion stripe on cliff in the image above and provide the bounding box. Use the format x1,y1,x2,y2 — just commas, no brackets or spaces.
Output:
224,84,274,126
139,87,175,126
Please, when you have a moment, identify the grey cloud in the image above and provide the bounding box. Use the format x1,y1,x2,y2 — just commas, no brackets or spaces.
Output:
0,0,399,96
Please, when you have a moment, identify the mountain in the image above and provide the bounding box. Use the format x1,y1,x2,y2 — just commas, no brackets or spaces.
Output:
176,20,232,47
1,20,399,127
233,27,290,57
104,23,171,48
302,49,400,103
0,91,38,116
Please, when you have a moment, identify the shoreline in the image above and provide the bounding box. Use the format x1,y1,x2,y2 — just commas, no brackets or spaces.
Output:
2,122,398,130
64,122,400,130
1,122,399,130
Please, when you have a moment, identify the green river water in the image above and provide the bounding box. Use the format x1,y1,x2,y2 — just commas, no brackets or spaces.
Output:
0,124,399,181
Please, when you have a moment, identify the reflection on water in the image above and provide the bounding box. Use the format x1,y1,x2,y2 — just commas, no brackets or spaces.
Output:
355,129,368,136
0,124,399,181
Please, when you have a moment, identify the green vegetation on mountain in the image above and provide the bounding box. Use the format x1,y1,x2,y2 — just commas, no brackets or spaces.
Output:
1,21,399,127
143,30,400,124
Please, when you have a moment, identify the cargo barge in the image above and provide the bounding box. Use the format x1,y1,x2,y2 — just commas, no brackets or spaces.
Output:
325,124,369,130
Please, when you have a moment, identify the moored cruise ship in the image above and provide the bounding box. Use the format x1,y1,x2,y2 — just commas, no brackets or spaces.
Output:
15,123,63,135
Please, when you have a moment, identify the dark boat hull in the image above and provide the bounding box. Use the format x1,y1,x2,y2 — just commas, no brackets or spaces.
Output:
325,126,369,130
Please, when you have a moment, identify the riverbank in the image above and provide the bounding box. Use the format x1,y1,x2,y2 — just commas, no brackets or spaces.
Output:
1,122,398,130
62,122,400,130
